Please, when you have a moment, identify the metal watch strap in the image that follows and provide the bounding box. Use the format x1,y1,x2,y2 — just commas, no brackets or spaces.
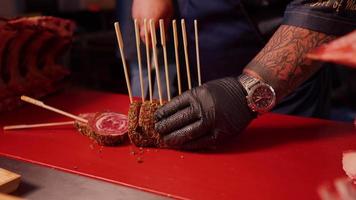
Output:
238,74,260,94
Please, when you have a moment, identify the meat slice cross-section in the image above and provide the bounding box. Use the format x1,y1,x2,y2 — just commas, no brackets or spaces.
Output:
75,112,128,146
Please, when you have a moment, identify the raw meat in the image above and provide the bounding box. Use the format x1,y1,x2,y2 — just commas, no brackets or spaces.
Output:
8,16,75,37
128,101,164,147
0,28,17,98
75,112,128,146
0,16,75,112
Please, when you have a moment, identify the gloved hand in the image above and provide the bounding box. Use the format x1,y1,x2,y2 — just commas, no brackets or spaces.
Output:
154,77,257,150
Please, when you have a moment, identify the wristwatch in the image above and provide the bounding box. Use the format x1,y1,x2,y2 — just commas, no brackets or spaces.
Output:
238,74,276,114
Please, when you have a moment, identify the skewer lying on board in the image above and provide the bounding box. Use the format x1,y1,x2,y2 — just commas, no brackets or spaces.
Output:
3,121,74,130
21,95,87,123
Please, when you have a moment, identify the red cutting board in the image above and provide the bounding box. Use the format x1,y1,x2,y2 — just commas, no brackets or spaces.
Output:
0,89,355,200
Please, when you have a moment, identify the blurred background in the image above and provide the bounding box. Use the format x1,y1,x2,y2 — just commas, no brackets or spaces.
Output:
0,0,355,122
0,0,126,93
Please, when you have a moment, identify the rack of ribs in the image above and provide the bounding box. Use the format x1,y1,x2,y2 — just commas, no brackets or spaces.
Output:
0,16,75,112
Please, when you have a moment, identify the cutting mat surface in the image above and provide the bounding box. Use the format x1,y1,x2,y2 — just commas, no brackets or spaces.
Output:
0,89,355,200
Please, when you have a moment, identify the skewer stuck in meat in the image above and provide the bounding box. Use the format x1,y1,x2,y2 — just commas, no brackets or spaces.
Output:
115,19,201,148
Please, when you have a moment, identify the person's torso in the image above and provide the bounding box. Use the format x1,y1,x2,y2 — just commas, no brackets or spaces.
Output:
176,0,331,118
177,0,290,81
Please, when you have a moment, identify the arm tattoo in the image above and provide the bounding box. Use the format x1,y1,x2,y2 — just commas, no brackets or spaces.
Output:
244,25,334,102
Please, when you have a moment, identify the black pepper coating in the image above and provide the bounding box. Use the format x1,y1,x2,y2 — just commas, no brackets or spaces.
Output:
128,100,164,147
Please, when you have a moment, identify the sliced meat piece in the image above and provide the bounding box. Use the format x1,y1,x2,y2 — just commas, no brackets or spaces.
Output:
128,101,143,145
128,101,164,147
74,113,96,137
138,101,163,147
89,112,128,145
75,112,128,146
307,31,356,67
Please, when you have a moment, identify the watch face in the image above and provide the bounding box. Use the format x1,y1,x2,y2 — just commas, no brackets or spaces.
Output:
249,84,276,113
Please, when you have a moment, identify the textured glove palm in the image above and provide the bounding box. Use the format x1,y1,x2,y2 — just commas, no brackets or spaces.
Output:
154,77,256,150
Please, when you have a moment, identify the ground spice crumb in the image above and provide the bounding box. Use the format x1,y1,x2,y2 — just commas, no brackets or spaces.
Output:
130,151,136,155
136,157,143,163
73,166,78,170
139,149,144,155
180,155,184,159
89,144,94,150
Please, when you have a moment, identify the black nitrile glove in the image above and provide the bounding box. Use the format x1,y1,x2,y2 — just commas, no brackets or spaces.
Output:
154,77,257,150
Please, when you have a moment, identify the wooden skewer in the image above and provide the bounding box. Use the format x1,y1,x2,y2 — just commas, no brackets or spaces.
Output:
172,20,182,95
134,19,145,102
20,96,88,123
159,19,171,101
3,121,75,130
150,19,163,105
181,19,192,90
114,22,133,103
144,19,153,103
194,20,202,86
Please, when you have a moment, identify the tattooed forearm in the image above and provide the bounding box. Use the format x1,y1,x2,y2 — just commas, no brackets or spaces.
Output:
244,25,334,102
